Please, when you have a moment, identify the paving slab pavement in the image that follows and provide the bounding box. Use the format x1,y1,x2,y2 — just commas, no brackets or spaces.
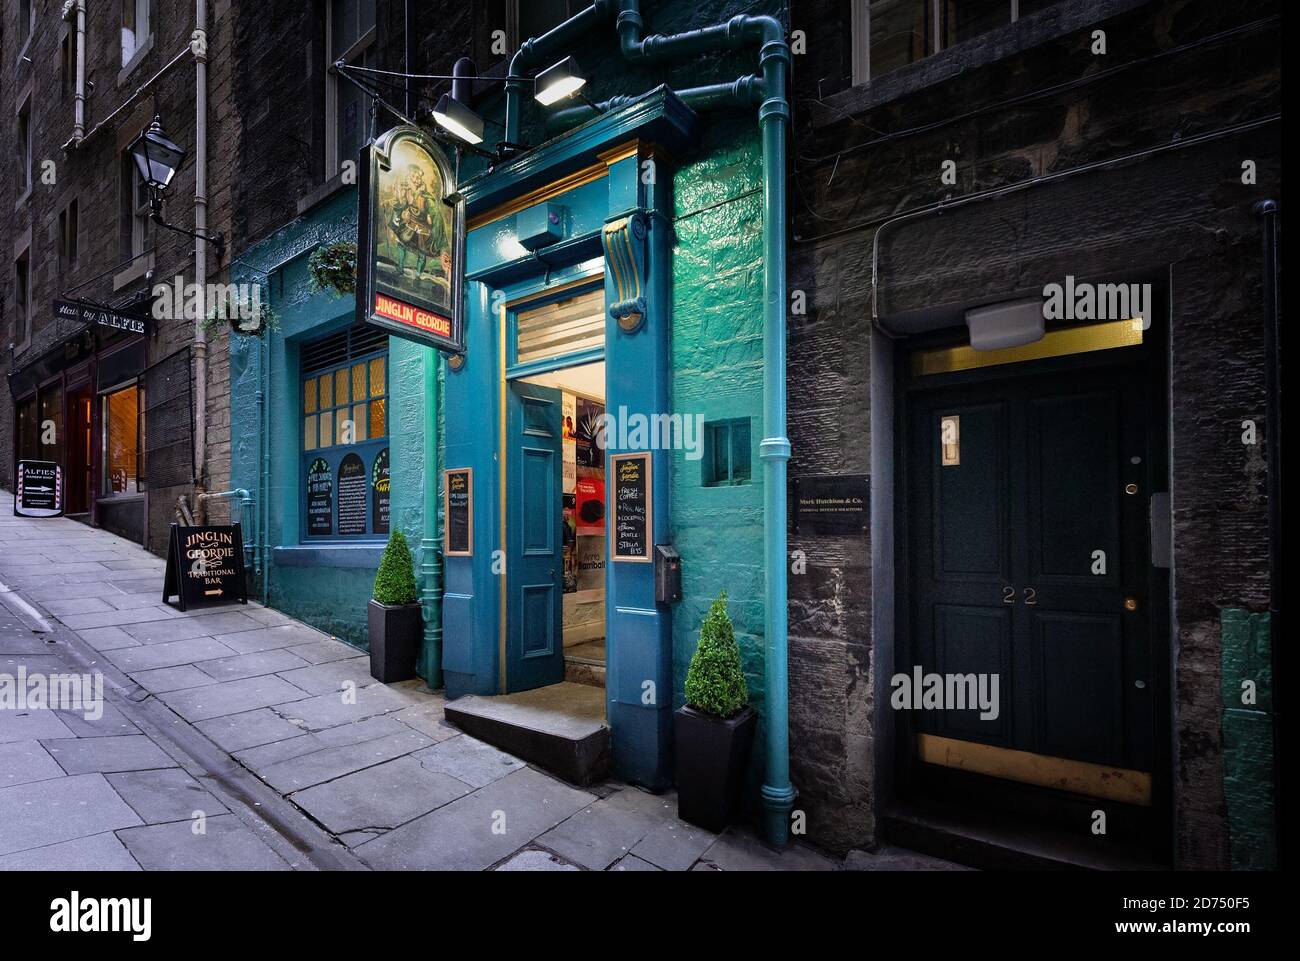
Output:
1,491,943,872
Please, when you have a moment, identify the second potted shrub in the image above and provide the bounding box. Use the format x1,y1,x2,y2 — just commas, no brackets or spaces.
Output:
674,591,757,832
368,530,422,683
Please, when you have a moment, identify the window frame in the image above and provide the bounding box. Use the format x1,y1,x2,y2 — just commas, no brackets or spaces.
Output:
300,341,390,543
16,94,33,202
121,150,153,260
14,247,32,351
59,198,80,275
325,0,378,180
18,0,34,52
852,0,1045,86
121,0,153,70
702,417,752,488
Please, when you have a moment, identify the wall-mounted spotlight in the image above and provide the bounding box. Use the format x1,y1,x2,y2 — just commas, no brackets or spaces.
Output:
434,57,486,146
534,57,586,106
433,93,485,145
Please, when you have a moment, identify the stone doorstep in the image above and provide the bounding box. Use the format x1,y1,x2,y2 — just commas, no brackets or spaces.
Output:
443,682,610,787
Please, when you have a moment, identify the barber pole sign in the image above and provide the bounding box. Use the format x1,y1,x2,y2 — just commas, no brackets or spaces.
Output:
15,460,63,517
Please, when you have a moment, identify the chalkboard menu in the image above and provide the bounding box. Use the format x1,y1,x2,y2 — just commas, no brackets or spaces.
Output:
444,467,473,556
163,523,249,611
372,447,390,534
611,452,652,562
307,458,333,536
793,473,869,535
337,453,367,536
15,460,63,517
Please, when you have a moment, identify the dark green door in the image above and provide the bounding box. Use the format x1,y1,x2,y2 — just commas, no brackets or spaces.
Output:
907,366,1155,777
506,380,566,691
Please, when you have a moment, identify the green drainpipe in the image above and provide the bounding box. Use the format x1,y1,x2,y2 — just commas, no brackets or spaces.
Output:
418,346,443,688
754,25,796,850
505,1,795,846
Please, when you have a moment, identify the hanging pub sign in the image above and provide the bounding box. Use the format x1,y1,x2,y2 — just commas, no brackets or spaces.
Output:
53,299,148,336
15,460,63,517
357,124,465,355
610,452,652,563
444,467,473,556
163,523,249,611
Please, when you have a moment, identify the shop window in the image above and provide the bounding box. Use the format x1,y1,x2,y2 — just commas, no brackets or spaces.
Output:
15,395,39,463
703,418,752,488
301,323,390,540
851,0,1059,84
39,386,65,469
103,383,145,495
326,0,377,178
122,0,151,67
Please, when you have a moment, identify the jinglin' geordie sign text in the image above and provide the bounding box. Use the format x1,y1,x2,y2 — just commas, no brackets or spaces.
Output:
357,124,466,355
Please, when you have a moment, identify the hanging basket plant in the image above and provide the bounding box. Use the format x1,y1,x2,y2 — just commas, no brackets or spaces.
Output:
308,240,358,297
202,289,280,337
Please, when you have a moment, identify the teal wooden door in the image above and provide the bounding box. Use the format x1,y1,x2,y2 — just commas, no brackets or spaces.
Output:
506,379,566,691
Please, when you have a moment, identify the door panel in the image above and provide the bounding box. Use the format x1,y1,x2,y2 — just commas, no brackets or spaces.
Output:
932,603,1012,745
1033,610,1125,764
506,381,564,691
1029,391,1120,590
934,403,1008,579
906,367,1155,793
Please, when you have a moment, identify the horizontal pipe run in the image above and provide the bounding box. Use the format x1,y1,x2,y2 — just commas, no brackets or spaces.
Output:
546,75,763,133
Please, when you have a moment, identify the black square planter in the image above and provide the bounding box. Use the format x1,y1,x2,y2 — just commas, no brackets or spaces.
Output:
674,704,757,833
368,599,422,683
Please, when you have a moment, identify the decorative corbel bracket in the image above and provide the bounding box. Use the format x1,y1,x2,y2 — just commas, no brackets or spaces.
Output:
603,210,652,333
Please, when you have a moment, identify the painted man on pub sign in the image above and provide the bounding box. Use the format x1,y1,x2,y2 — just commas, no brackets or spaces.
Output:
358,125,465,353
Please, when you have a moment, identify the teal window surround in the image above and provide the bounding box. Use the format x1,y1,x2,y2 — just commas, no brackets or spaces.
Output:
504,274,606,380
300,339,389,544
702,417,752,487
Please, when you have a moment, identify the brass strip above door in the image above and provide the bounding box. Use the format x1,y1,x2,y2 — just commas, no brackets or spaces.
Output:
912,318,1145,376
468,162,610,231
917,733,1153,807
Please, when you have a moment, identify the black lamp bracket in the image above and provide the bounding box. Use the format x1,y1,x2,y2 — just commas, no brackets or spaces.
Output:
150,208,226,263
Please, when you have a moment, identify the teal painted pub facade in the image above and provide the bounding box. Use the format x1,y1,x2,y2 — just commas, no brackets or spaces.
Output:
228,187,437,650
228,5,779,797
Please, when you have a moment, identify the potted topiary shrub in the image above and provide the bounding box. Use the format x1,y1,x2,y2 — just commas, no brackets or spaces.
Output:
368,530,422,683
674,591,757,832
